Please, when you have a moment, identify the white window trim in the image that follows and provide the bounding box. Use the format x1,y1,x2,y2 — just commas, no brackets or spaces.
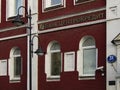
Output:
9,57,21,82
64,51,75,72
45,52,62,81
42,0,65,12
77,48,98,79
77,36,98,79
9,47,22,83
45,41,62,81
0,59,7,76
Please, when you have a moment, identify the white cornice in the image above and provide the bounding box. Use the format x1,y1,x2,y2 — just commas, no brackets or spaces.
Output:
0,34,27,41
0,7,106,41
0,24,27,33
38,7,106,24
38,19,106,34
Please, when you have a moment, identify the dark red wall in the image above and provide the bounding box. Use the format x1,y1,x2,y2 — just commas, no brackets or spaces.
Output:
0,0,28,29
38,0,106,20
38,1,106,90
0,0,28,90
0,28,26,38
0,0,106,90
38,23,106,90
0,37,27,90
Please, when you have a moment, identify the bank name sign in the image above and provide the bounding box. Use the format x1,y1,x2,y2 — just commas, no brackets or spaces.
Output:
38,11,105,30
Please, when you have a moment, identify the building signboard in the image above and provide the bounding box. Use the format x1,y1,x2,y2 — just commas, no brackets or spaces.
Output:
38,11,105,30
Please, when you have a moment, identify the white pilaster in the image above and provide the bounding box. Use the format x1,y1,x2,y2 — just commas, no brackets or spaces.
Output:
27,0,38,90
107,0,120,90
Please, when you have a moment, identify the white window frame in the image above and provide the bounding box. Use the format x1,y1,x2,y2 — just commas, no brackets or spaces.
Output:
81,46,98,77
77,36,98,79
64,52,75,72
6,0,25,20
42,0,65,12
45,41,62,81
9,47,22,82
0,59,7,76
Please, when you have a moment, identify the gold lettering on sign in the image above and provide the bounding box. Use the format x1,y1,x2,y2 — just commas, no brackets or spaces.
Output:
38,12,105,30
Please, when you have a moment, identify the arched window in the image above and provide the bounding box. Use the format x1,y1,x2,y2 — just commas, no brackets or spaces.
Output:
77,36,97,78
45,41,62,80
9,47,22,82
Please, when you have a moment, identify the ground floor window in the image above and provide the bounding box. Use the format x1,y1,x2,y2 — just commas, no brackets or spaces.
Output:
9,47,22,82
45,41,62,80
77,36,97,78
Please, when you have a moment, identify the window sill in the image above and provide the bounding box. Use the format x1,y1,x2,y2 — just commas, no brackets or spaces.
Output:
44,4,64,12
75,0,95,5
10,79,21,83
79,75,95,80
47,76,60,82
7,15,23,21
9,77,21,83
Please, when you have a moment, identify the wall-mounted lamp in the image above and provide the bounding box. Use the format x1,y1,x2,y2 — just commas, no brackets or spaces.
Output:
12,6,26,26
31,35,45,56
12,6,44,55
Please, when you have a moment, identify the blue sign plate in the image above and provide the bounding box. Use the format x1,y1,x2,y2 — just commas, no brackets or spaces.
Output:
107,55,117,63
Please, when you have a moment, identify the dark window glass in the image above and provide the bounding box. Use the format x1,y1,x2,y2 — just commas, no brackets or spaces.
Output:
14,57,21,77
51,52,61,75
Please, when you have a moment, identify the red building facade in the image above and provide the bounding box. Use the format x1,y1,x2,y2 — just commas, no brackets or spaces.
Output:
38,0,106,90
0,0,106,90
0,0,27,90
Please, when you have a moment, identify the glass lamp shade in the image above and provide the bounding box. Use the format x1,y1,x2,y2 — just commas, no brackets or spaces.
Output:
12,15,25,26
34,47,45,56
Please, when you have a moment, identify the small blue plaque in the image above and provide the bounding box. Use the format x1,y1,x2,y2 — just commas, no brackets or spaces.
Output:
107,55,117,63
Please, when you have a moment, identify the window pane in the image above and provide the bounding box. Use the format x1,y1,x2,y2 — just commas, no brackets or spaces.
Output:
82,37,95,47
51,0,62,5
16,0,22,14
51,52,61,75
83,49,96,75
16,0,22,9
7,0,16,17
14,57,21,77
7,0,23,17
13,48,20,55
50,42,60,50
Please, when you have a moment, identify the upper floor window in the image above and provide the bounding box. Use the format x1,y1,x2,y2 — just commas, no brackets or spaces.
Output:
45,41,62,81
77,36,98,79
6,0,24,19
75,0,94,5
9,47,22,82
43,0,64,11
